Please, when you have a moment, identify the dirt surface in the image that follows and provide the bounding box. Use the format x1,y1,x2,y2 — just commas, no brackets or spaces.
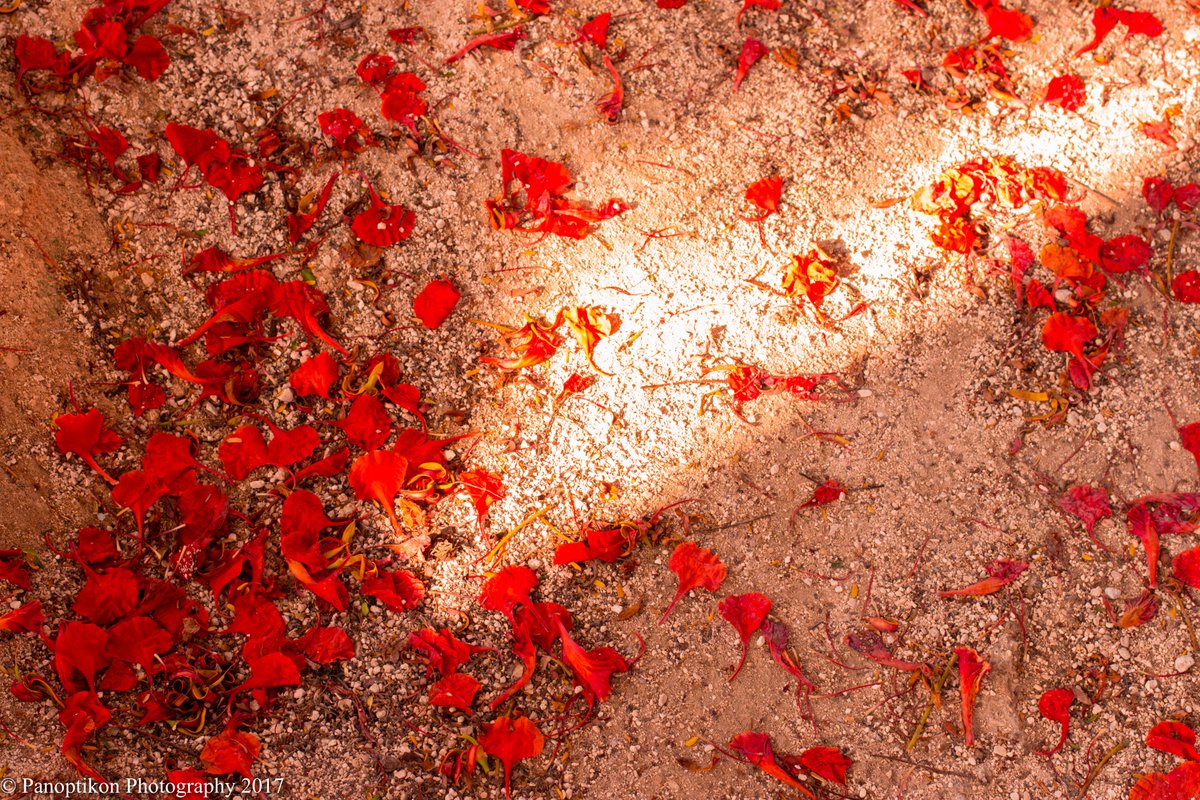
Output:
2,0,1200,799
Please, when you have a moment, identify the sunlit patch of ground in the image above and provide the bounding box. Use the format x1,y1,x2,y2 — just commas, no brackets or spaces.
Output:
3,0,1200,797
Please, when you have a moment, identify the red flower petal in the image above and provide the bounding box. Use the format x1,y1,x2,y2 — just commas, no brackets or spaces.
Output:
289,352,339,399
54,621,112,693
124,35,169,80
1034,687,1074,756
563,306,618,373
728,731,812,795
0,600,44,634
1119,9,1164,39
733,37,769,91
362,567,425,612
59,691,111,780
235,652,302,694
296,625,356,664
659,541,726,624
955,646,991,747
718,592,773,680
557,619,630,705
939,559,1028,597
745,175,783,218
73,565,139,625
479,714,544,800
456,468,505,530
351,197,415,247
167,770,209,800
409,627,493,678
54,408,123,485
429,672,480,714
413,278,461,329
479,565,539,623
1144,176,1175,214
1042,312,1098,357
1099,234,1152,274
1060,484,1112,548
1174,270,1200,304
1173,547,1200,589
983,5,1033,42
798,745,853,785
1130,762,1200,800
356,53,395,84
1174,183,1200,213
348,449,410,535
1117,589,1159,628
738,0,782,25
797,478,846,510
0,550,31,590
201,723,261,778
1147,720,1200,761
1076,6,1121,55
480,315,564,371
1128,501,1162,587
288,171,340,243
1044,74,1085,111
333,394,392,450
443,28,528,64
846,629,931,674
553,526,634,565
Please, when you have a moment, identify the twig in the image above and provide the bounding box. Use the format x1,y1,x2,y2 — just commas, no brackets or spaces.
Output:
637,227,688,252
1074,740,1125,800
633,160,695,177
1167,589,1200,652
907,537,931,579
1054,430,1093,473
691,512,774,533
812,681,880,699
860,565,876,616
480,505,550,567
1166,217,1180,284
871,753,976,780
1067,176,1119,207
906,654,955,751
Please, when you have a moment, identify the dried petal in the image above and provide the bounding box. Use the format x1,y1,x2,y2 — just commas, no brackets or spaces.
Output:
939,559,1028,597
728,731,813,796
955,646,991,747
733,38,769,91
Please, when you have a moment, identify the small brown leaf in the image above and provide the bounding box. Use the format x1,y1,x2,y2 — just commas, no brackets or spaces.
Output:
617,598,643,620
676,755,719,772
773,47,799,70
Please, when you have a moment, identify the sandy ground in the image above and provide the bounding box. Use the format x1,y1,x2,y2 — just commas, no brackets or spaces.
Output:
3,0,1200,798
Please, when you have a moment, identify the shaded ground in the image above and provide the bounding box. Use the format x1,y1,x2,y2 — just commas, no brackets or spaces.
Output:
2,0,1200,799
